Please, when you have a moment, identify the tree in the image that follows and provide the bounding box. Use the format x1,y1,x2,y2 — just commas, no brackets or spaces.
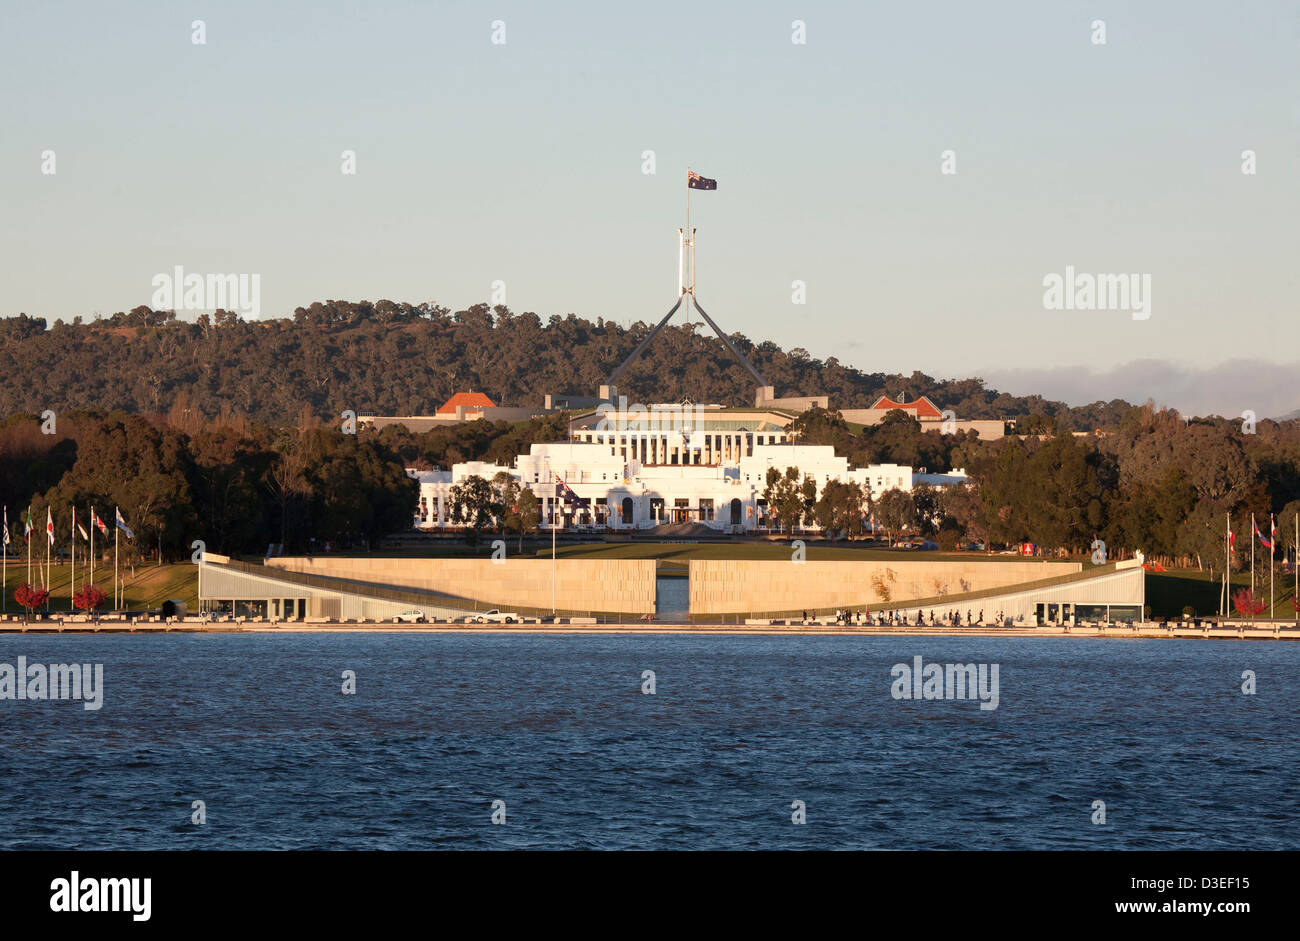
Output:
515,489,541,551
762,467,806,534
814,479,865,540
266,447,312,550
14,583,49,618
298,429,416,548
73,584,108,613
492,471,523,542
450,474,498,547
875,489,916,546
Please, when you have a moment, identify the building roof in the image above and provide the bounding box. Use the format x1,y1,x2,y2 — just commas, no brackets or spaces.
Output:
867,395,942,419
436,391,496,414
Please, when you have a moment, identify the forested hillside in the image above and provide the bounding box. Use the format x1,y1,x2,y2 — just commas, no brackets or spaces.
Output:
0,302,1131,429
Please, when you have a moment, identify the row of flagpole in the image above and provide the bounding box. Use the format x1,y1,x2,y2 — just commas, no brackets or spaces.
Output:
1,505,134,613
1222,511,1295,619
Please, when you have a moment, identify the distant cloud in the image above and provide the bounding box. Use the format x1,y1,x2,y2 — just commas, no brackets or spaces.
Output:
979,360,1300,421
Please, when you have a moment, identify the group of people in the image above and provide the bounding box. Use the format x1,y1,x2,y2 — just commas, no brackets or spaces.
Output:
803,609,1002,627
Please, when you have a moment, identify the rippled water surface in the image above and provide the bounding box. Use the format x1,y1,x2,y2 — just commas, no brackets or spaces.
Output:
1,634,1296,849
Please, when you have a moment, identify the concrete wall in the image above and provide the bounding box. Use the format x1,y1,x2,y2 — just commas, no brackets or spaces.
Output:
266,557,656,615
689,559,1081,615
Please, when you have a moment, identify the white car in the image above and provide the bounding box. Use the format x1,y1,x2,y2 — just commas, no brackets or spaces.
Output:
394,610,426,623
473,609,519,624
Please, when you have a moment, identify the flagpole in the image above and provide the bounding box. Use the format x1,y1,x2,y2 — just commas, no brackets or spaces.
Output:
1270,512,1275,620
551,489,557,617
45,510,50,613
115,507,119,611
1250,512,1255,615
685,169,691,325
1222,511,1228,617
90,507,95,589
2,506,6,613
26,505,31,587
70,509,75,612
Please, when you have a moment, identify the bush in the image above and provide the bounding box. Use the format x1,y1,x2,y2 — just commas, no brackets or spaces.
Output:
13,583,50,616
1182,605,1196,618
1232,588,1266,616
73,585,107,612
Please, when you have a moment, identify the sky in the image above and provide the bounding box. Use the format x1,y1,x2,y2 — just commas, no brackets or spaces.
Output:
2,1,1296,418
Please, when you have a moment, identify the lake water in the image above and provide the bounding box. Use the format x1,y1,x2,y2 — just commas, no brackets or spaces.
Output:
1,633,1296,849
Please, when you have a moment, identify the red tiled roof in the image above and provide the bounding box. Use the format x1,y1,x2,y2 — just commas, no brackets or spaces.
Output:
869,395,942,419
436,392,496,414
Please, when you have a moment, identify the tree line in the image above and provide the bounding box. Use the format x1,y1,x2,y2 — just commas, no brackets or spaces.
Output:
0,301,1131,429
0,410,417,561
785,404,1300,574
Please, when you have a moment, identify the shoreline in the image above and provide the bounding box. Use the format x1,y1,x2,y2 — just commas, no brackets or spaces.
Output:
2,620,1298,641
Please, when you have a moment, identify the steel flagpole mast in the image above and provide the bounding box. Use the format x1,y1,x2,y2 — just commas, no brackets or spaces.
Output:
685,169,691,325
114,506,119,611
1250,512,1255,619
90,507,95,589
2,506,6,613
1270,512,1275,619
70,508,74,612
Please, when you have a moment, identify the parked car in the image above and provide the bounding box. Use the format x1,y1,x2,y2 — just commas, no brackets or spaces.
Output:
472,609,518,624
394,610,426,623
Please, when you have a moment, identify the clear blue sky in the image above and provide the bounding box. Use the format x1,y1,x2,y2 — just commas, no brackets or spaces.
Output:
2,1,1296,415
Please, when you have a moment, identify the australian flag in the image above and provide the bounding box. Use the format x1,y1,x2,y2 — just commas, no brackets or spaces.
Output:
554,475,590,511
687,170,717,191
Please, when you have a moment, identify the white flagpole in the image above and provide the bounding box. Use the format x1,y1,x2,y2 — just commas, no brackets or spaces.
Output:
2,506,6,613
70,509,75,612
1250,511,1255,613
1222,511,1228,617
45,509,50,612
1270,513,1275,619
556,486,561,618
90,507,95,589
26,506,31,587
115,506,119,611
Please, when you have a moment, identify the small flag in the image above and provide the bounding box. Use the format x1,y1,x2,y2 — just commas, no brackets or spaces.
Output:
75,511,88,541
115,508,135,540
1229,529,1236,550
46,506,54,545
24,509,32,541
554,475,589,511
687,170,717,191
92,507,108,537
2,507,8,546
1254,519,1273,550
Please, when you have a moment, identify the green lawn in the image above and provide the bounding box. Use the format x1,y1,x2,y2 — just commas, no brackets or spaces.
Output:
1145,568,1298,619
1,561,198,613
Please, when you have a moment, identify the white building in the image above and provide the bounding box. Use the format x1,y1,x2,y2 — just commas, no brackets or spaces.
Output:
410,439,911,534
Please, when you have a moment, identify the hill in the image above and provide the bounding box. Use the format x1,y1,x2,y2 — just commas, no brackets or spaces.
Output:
0,303,1132,430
